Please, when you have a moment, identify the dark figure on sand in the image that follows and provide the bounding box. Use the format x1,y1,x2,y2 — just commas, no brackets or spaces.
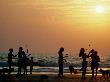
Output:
82,59,88,79
22,52,28,75
69,66,74,74
16,47,26,75
30,57,33,74
88,49,100,78
58,47,64,77
8,48,14,70
79,48,89,79
0,68,14,75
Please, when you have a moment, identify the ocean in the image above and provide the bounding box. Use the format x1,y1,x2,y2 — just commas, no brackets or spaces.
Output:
0,53,110,74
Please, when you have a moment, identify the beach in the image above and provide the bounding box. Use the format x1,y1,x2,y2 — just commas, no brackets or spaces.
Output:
0,73,110,82
0,54,110,82
0,63,110,82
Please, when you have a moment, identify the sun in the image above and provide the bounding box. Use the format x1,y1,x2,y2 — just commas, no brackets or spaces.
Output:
96,5,104,13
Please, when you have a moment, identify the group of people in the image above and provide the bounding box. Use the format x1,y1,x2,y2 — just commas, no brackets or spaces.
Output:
58,47,100,79
8,46,100,78
8,47,33,75
79,48,100,79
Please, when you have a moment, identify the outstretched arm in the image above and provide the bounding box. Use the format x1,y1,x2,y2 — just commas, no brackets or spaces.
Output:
14,54,18,57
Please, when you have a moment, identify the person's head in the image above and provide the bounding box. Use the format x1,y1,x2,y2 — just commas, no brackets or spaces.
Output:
94,51,98,54
79,48,85,57
94,51,98,56
9,48,13,52
90,49,94,53
81,48,85,52
59,47,64,52
19,47,23,51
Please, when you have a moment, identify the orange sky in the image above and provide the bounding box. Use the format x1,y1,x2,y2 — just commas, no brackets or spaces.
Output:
0,0,110,56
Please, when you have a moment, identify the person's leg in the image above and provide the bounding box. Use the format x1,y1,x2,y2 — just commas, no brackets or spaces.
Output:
91,63,95,78
70,69,72,74
82,71,84,79
30,69,32,74
96,63,99,77
60,64,64,77
19,65,22,74
60,64,63,77
96,67,98,76
23,67,25,74
84,71,86,79
58,65,61,77
18,67,20,74
92,69,94,78
18,61,21,75
82,71,86,79
9,63,11,69
61,68,63,77
25,66,27,75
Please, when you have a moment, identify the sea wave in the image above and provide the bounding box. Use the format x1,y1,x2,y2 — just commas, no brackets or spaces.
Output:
0,54,110,68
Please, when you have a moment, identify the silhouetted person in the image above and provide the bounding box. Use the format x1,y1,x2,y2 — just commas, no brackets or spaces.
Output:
82,59,88,80
93,51,100,77
88,49,95,78
69,66,74,74
16,47,26,75
30,57,33,74
8,48,14,70
22,52,28,75
88,49,100,78
58,47,64,77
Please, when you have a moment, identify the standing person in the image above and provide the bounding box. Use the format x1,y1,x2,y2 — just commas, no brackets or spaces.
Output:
16,47,26,75
30,57,33,74
82,59,88,80
58,47,64,77
8,48,14,70
22,52,28,75
88,49,100,78
79,48,88,79
93,51,100,77
69,66,74,74
88,49,95,78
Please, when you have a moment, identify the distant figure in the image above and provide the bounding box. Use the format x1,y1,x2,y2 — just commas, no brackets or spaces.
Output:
58,47,64,77
88,49,100,78
16,47,26,75
8,48,14,70
30,57,33,74
82,59,88,80
69,66,74,74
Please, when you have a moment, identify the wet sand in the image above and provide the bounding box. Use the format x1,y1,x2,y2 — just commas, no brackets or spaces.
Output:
0,73,110,82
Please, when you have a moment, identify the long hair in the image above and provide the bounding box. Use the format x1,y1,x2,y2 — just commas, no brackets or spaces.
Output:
58,47,64,54
79,48,85,57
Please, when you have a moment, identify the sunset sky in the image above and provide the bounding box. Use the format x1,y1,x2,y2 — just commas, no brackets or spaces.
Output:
0,0,110,56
